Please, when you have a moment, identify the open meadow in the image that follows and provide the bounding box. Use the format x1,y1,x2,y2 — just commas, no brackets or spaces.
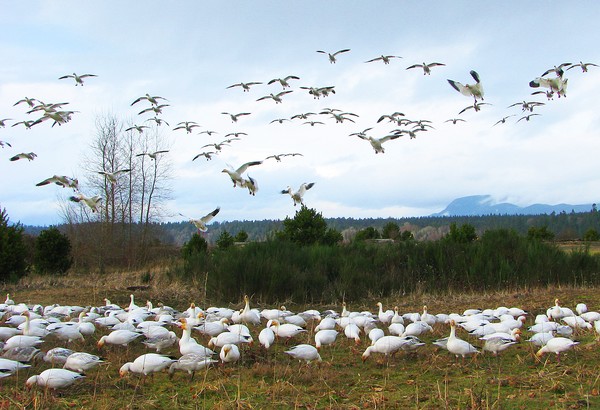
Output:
1,270,599,409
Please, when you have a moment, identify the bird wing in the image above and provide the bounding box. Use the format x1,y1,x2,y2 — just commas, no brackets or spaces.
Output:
469,70,481,83
458,105,474,115
333,49,351,56
428,62,445,67
365,57,382,63
58,75,74,80
201,207,220,223
379,134,400,143
405,64,423,70
226,83,242,89
236,160,262,174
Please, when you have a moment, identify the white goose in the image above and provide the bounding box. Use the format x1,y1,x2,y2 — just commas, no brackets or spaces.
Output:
446,320,479,360
64,352,103,373
222,161,262,188
284,344,322,363
219,343,241,364
448,70,484,101
354,133,400,154
180,207,220,233
281,183,315,206
239,295,261,326
168,354,217,380
315,329,339,349
316,49,351,64
361,335,407,361
536,337,579,363
26,369,85,389
259,327,276,349
120,353,176,377
69,193,102,213
97,329,143,349
178,318,214,357
406,62,445,75
58,72,97,86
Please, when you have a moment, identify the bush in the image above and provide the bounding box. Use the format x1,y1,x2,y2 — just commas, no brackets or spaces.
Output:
34,226,72,274
354,226,381,241
181,233,208,258
234,230,248,242
216,231,235,249
583,228,600,242
277,205,342,246
0,207,28,281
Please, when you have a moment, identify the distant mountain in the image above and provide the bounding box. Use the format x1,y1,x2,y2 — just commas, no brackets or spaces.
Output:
432,195,595,217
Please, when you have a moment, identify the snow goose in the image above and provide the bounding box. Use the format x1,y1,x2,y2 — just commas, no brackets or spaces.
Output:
314,317,337,332
142,330,178,353
447,70,484,101
365,55,401,64
529,76,568,98
0,357,31,375
368,328,385,345
269,320,306,340
222,162,262,188
391,307,404,324
316,49,351,64
178,318,214,357
63,352,103,373
547,299,575,320
131,93,168,106
361,335,407,361
43,347,75,365
567,61,598,73
343,322,361,345
58,72,97,86
173,121,200,134
219,343,241,364
195,318,229,337
98,169,131,185
120,353,176,377
226,82,262,92
256,90,293,104
268,75,300,89
580,311,600,323
221,112,251,123
420,306,437,326
239,295,261,326
284,344,322,363
576,303,588,316
281,183,315,206
482,337,517,356
446,320,479,360
9,152,37,161
562,316,592,330
354,133,400,154
527,332,555,347
0,326,19,341
315,329,339,349
180,207,220,233
259,327,276,349
97,329,143,349
536,337,579,363
168,354,217,380
26,368,85,389
3,334,43,351
406,62,445,75
401,321,432,338
36,175,79,190
208,332,252,348
69,193,102,213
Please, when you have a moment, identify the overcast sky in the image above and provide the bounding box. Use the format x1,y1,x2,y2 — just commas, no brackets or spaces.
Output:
2,1,600,227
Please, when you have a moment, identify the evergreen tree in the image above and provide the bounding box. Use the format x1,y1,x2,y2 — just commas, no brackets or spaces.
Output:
0,207,28,281
277,205,341,246
34,226,72,274
216,231,235,249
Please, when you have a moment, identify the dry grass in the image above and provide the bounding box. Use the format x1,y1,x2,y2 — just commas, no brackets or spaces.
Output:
1,271,600,409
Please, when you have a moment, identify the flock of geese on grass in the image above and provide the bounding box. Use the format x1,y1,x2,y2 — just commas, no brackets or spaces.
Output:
1,51,597,229
0,293,598,390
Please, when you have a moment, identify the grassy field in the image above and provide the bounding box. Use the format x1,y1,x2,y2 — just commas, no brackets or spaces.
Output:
1,270,599,409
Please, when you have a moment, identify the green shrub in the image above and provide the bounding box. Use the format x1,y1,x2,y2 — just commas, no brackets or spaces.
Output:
0,207,28,281
216,231,234,249
34,226,72,274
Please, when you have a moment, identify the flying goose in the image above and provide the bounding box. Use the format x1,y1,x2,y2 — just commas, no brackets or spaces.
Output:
531,90,555,100
493,115,515,126
226,81,263,92
291,112,316,120
329,112,358,123
377,112,405,124
406,62,445,75
138,104,169,116
136,150,169,160
192,151,217,161
180,207,220,233
316,48,351,63
125,124,148,133
270,118,291,124
517,113,541,123
240,175,259,196
0,140,11,148
58,72,97,86
131,94,168,106
222,112,251,122
11,120,38,129
198,130,219,136
223,132,247,138
69,193,102,213
222,160,263,187
566,61,598,73
201,138,239,152
365,55,402,64
445,118,466,125
98,169,131,184
173,121,201,133
268,76,300,89
256,90,293,104
36,175,79,190
302,121,325,126
458,101,491,115
9,152,37,161
26,101,69,114
265,153,303,162
14,97,40,107
0,118,11,128
354,133,401,154
529,76,568,98
508,101,545,112
145,117,169,126
448,70,484,101
34,110,77,127
281,182,315,206
541,63,572,78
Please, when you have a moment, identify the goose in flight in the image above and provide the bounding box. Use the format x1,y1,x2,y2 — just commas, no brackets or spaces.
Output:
58,72,97,86
34,110,77,127
14,97,40,107
567,61,598,73
192,151,217,161
517,113,541,123
406,62,445,75
131,94,168,106
98,169,131,184
458,101,491,115
290,112,316,120
69,193,102,213
256,90,293,104
138,104,169,116
10,152,37,161
529,76,568,98
270,118,291,124
125,124,149,133
265,153,303,162
198,130,219,136
241,175,258,196
222,112,251,123
268,76,300,89
365,55,402,64
508,101,545,112
36,175,79,190
226,82,262,92
300,86,335,99
326,111,358,123
222,160,262,188
11,120,39,129
224,132,247,138
201,138,240,152
0,140,11,148
0,118,11,127
173,121,201,133
377,112,405,124
354,133,400,154
136,150,169,160
145,117,169,126
281,182,315,206
302,121,325,127
180,207,220,233
493,115,515,126
531,90,555,100
448,70,484,101
445,118,466,125
316,48,351,63
541,63,572,78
